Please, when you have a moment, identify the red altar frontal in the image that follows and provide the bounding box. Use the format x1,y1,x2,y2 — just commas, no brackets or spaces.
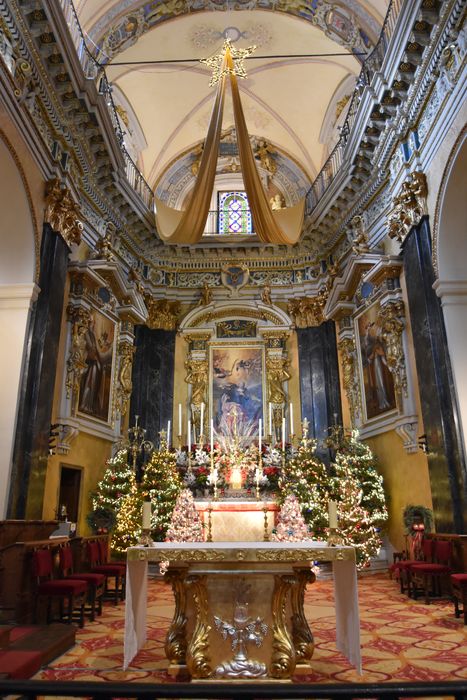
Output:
195,500,279,541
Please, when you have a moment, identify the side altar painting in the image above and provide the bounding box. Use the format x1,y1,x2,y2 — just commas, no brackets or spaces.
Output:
211,346,264,436
356,301,396,420
78,309,115,422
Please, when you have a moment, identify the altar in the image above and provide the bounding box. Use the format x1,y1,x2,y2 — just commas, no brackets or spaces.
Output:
195,500,278,541
124,541,361,679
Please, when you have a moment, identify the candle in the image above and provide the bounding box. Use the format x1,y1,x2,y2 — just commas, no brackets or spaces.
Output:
210,418,214,452
328,500,338,529
289,402,294,435
281,417,285,450
200,402,205,437
135,415,139,428
178,403,182,436
268,402,272,436
142,501,151,530
188,419,191,452
258,418,262,452
167,420,171,448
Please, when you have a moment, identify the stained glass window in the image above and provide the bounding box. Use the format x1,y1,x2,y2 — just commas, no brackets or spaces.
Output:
218,191,253,235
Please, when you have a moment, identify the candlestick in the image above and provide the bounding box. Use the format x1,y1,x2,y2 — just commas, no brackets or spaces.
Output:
207,503,213,542
200,402,205,438
178,403,182,436
289,402,294,435
258,418,262,452
281,417,286,451
188,419,192,472
142,501,151,529
263,505,269,542
210,418,214,453
268,402,272,437
167,420,171,449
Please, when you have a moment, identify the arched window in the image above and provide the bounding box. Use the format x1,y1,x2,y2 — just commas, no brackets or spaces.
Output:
218,191,253,235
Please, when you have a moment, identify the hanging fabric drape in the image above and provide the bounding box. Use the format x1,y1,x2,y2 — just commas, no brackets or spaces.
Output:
155,46,304,245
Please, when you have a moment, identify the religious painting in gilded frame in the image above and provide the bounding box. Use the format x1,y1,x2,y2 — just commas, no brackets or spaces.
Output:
77,308,116,423
356,301,397,421
210,345,264,438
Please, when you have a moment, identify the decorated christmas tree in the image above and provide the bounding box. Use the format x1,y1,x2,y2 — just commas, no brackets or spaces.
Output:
272,494,309,541
91,449,134,515
278,437,332,538
141,444,182,541
166,488,204,542
335,474,382,568
331,428,388,532
112,481,143,555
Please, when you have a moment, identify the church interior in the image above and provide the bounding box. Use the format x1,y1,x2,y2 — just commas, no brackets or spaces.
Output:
0,0,466,693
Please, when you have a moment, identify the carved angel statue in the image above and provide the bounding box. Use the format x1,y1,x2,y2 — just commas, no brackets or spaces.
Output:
261,283,272,306
267,357,291,404
254,138,277,176
184,359,207,406
198,281,212,306
191,141,204,177
270,193,285,210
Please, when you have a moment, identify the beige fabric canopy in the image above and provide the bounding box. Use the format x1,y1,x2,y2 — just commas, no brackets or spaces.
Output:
155,47,304,245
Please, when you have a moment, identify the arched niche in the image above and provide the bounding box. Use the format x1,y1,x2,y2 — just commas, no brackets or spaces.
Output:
433,132,467,463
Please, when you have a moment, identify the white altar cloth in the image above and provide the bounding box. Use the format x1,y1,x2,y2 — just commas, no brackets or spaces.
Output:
123,540,362,674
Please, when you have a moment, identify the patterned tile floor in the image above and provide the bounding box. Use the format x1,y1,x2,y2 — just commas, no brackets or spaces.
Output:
36,572,467,684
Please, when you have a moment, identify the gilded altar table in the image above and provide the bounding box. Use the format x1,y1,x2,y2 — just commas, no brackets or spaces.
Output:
124,542,361,678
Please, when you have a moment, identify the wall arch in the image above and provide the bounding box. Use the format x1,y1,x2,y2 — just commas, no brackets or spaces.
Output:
433,130,467,463
0,133,39,516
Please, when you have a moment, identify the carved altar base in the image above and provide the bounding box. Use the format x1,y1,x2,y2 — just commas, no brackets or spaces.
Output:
124,542,361,679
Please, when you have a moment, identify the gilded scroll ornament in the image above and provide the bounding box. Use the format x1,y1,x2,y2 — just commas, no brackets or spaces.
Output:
186,575,213,679
387,171,428,243
44,178,83,247
66,305,91,414
291,568,315,662
337,337,361,426
266,356,291,405
115,342,135,417
145,296,181,330
185,358,208,407
270,574,296,678
377,301,407,409
165,568,188,665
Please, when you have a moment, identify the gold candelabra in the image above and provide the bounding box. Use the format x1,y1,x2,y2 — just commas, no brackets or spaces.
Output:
119,415,154,484
263,505,269,542
207,504,213,542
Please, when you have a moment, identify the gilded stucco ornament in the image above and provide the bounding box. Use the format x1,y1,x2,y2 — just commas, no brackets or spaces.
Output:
387,171,428,243
291,568,315,662
350,215,370,254
266,356,291,405
44,178,83,247
377,301,408,410
145,296,181,330
186,575,213,679
66,305,91,414
288,294,326,328
337,336,362,426
165,568,188,665
270,574,296,678
115,342,135,417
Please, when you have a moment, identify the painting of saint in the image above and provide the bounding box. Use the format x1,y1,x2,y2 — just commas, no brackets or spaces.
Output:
211,346,263,437
357,304,396,420
78,310,115,422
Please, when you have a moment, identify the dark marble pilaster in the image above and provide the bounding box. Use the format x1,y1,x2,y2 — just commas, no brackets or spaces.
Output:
8,224,69,519
296,322,342,462
130,327,176,447
403,217,466,533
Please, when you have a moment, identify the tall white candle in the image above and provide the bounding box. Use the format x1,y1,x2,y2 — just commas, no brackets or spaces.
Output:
200,402,205,437
268,402,272,436
328,500,338,529
142,501,151,530
210,418,214,452
282,417,286,450
258,418,262,452
178,403,182,436
289,402,294,435
167,420,171,448
188,419,191,452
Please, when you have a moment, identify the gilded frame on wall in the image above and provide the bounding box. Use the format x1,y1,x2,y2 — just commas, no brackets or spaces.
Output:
77,307,117,424
210,344,265,438
355,300,397,422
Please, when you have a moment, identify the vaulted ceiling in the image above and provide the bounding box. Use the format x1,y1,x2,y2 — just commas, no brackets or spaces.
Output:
75,1,387,207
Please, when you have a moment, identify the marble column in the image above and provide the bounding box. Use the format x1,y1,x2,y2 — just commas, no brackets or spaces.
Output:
130,326,176,447
402,217,466,533
296,321,342,462
8,224,69,518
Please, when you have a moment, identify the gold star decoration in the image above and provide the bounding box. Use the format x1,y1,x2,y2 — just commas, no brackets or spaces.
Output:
200,38,256,87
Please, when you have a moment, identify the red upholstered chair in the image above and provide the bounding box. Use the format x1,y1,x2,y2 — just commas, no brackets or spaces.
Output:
390,538,434,595
410,539,453,603
87,541,125,605
0,649,42,679
451,573,467,624
33,548,88,627
59,544,105,621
